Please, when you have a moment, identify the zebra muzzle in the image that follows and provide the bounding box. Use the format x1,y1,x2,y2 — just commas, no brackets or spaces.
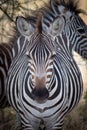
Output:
32,87,49,103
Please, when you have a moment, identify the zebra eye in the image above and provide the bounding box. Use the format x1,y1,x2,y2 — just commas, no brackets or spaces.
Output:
26,51,31,57
51,52,56,59
26,52,31,59
51,55,55,59
26,55,32,60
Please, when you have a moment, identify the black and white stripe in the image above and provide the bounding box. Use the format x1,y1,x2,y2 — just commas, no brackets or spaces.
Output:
6,14,83,130
41,0,87,59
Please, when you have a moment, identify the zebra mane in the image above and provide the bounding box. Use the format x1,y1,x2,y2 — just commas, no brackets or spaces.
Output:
36,13,43,34
40,0,87,16
54,0,86,15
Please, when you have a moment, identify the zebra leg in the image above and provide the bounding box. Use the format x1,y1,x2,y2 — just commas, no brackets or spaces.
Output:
44,116,64,130
20,117,40,130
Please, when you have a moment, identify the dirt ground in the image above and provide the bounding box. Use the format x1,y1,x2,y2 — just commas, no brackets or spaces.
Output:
73,52,87,102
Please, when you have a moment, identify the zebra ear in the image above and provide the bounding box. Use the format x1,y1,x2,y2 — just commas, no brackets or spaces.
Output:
16,16,34,36
49,16,65,36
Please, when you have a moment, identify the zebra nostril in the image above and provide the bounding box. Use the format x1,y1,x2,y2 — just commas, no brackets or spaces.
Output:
32,87,49,102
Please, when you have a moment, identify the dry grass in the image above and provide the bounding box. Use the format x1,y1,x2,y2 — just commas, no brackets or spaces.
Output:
0,107,17,130
64,102,87,130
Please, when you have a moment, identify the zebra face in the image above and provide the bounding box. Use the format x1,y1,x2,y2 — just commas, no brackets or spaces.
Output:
16,15,64,103
26,33,56,102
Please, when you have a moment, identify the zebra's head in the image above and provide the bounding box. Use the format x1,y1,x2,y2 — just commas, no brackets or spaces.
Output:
42,0,87,58
16,14,65,103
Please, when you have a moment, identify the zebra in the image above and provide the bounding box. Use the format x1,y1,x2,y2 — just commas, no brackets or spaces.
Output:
0,42,12,108
41,0,87,59
6,12,83,130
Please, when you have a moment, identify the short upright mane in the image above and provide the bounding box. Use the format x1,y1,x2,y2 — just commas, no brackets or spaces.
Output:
55,0,86,14
36,13,43,34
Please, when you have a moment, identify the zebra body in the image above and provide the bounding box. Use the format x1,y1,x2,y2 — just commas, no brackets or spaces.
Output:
6,14,83,130
0,43,12,108
42,0,87,59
